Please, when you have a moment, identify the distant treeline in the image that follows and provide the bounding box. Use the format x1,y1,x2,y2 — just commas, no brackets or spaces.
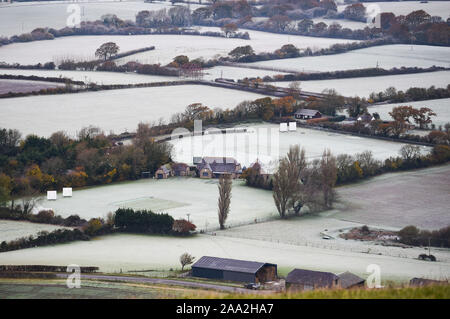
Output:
399,225,450,248
262,66,449,83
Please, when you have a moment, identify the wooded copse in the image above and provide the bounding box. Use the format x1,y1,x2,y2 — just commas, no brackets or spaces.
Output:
273,146,337,218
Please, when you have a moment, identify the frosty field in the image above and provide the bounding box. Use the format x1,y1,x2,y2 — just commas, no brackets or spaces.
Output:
0,69,179,85
115,27,355,66
367,98,450,128
334,164,450,230
246,45,450,73
0,79,64,94
0,0,204,37
0,28,355,66
274,70,450,98
32,178,277,229
170,123,430,168
0,220,67,242
337,1,450,19
1,232,449,282
0,85,265,137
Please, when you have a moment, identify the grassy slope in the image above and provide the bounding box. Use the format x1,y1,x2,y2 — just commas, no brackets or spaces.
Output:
218,285,450,299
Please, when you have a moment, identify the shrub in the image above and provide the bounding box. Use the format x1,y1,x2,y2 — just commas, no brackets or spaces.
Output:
114,208,174,234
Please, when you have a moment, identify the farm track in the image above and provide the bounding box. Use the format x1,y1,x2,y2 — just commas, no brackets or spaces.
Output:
55,273,264,294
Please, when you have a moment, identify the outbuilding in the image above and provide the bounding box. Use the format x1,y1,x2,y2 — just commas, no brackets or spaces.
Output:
286,269,340,291
191,256,277,283
338,271,365,289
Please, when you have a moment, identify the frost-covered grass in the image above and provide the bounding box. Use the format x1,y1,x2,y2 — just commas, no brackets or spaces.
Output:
0,79,64,94
334,164,450,230
246,45,450,73
0,69,178,85
0,85,265,137
32,178,277,229
0,27,355,66
170,123,430,168
0,0,203,37
367,98,450,128
273,71,450,98
1,232,449,282
115,27,355,66
337,1,450,19
0,220,67,242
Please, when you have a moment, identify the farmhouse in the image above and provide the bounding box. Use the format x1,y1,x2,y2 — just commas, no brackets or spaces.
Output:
155,165,171,179
172,162,190,177
191,256,277,283
286,269,340,291
195,157,242,179
294,109,322,120
338,271,365,289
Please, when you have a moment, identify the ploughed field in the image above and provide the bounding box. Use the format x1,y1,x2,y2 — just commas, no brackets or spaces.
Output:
0,79,64,94
334,164,450,230
244,45,450,73
0,85,266,137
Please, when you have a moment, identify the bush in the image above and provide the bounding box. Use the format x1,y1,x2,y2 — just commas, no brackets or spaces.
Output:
172,219,196,235
114,208,174,234
32,210,55,224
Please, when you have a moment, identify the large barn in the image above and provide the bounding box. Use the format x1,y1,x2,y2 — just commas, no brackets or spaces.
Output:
191,256,277,283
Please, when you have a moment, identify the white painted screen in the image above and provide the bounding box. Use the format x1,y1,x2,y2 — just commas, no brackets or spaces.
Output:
289,122,297,131
47,191,57,200
279,123,288,132
63,188,73,197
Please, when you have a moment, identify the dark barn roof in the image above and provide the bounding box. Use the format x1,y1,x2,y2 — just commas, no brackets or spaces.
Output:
338,271,365,288
286,269,339,288
295,109,321,116
192,256,275,274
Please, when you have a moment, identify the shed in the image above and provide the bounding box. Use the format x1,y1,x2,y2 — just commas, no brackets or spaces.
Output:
294,109,322,120
286,269,340,291
338,271,365,289
191,256,277,283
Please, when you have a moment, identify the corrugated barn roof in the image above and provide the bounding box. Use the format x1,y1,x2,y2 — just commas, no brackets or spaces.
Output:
192,256,273,274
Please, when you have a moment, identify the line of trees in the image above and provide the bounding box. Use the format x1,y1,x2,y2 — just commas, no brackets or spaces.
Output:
261,66,449,83
245,144,450,193
398,225,450,248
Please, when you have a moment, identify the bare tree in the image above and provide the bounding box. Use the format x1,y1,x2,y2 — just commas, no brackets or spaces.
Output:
180,252,195,271
273,146,306,218
400,145,422,161
319,149,337,208
218,174,232,230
